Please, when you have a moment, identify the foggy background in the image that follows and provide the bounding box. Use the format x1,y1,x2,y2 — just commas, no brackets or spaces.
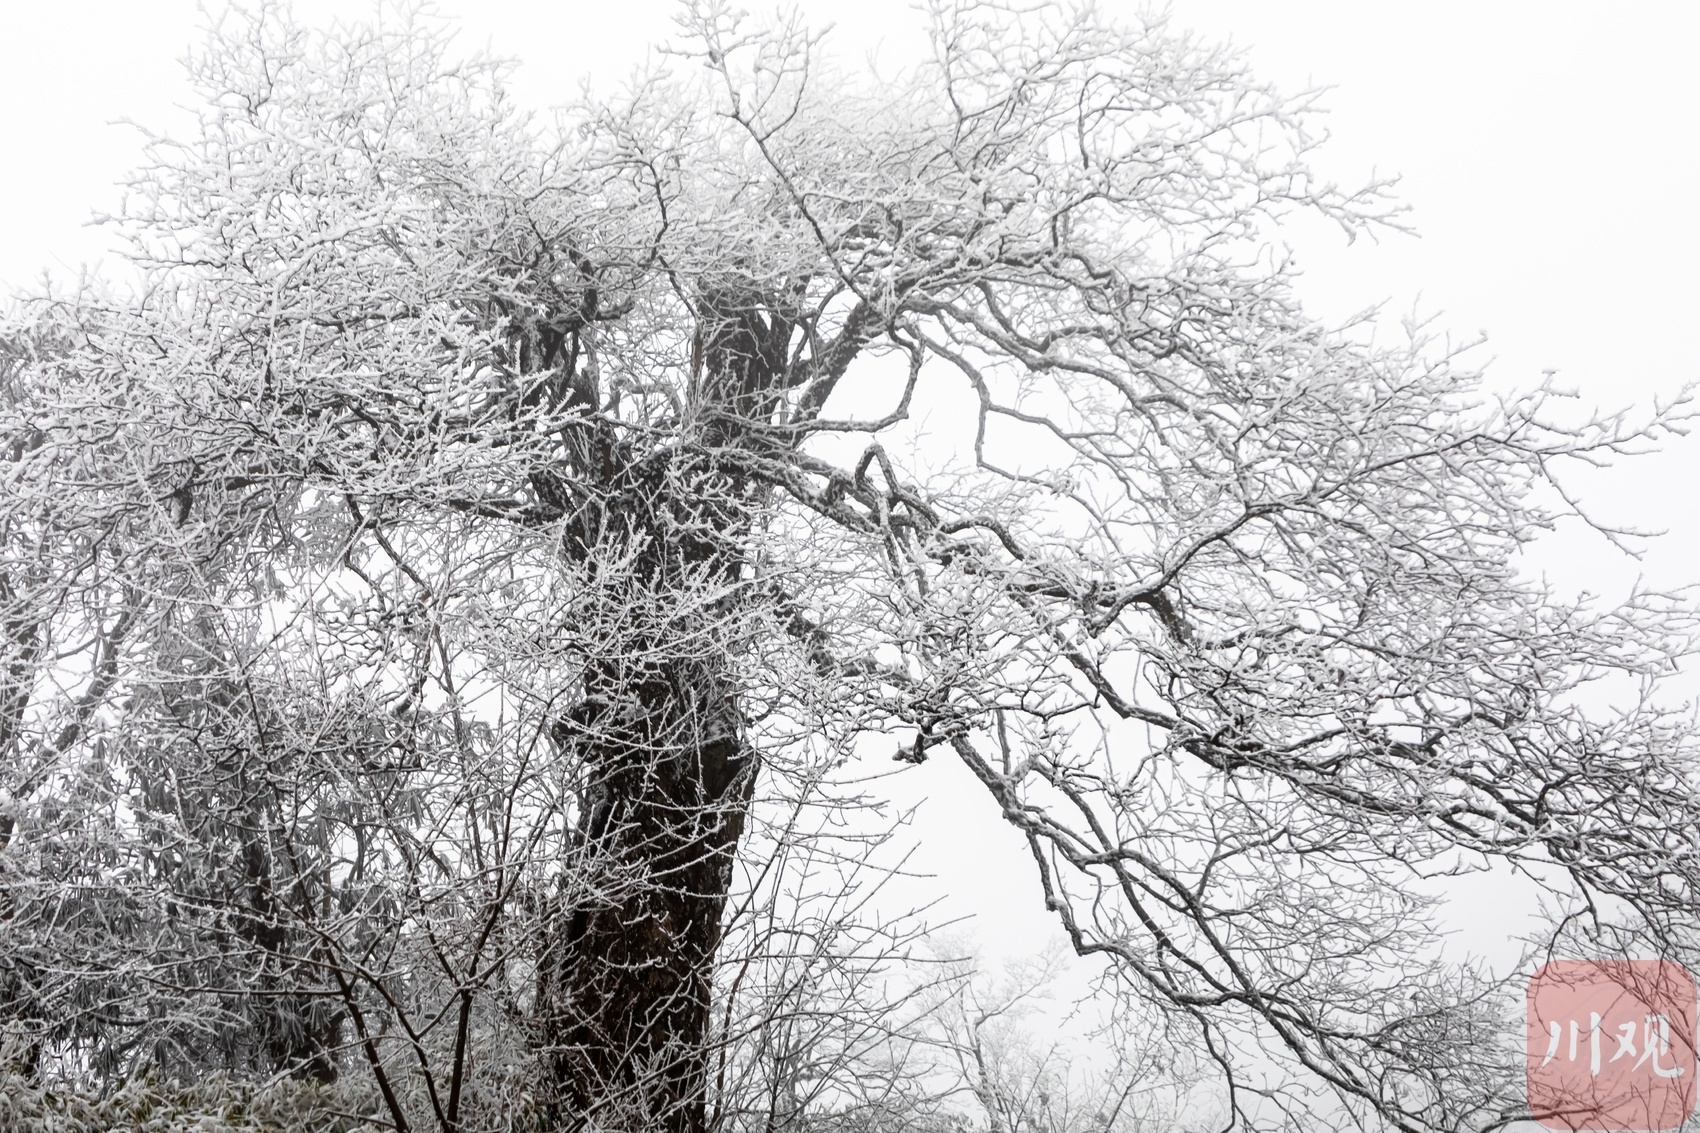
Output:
3,0,1695,1018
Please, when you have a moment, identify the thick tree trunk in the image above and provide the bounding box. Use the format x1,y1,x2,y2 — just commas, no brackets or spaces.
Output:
533,290,788,1132
539,652,754,1133
532,466,760,1133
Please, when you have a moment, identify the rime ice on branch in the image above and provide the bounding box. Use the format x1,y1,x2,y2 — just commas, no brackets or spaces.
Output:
1,3,1697,1132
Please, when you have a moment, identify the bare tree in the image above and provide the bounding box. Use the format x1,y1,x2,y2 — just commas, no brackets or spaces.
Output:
912,943,1195,1133
3,2,1699,1131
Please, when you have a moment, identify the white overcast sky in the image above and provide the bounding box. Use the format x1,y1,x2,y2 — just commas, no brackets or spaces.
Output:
3,1,1695,577
3,1,1697,966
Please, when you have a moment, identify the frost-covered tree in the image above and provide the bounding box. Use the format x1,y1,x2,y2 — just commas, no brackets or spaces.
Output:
2,3,1698,1132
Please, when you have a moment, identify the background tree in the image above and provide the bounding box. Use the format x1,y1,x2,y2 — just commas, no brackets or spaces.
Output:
3,3,1699,1132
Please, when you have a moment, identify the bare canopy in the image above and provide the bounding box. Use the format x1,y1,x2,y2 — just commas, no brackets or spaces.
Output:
1,3,1696,1131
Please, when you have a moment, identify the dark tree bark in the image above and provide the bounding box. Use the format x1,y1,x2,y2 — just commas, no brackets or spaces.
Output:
534,291,787,1133
539,651,754,1133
